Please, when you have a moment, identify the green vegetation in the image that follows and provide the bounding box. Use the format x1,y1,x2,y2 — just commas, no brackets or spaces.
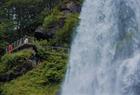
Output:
43,8,80,46
0,20,15,55
43,8,62,29
0,0,83,95
1,52,68,95
34,41,49,60
0,50,33,74
54,13,79,45
0,0,61,55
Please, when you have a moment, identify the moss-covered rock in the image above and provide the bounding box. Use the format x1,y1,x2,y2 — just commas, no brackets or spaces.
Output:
41,0,82,46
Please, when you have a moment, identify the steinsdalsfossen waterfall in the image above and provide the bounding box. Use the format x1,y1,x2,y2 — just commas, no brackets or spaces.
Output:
61,0,140,95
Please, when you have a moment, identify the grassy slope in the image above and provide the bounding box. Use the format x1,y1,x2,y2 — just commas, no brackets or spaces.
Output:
1,53,68,95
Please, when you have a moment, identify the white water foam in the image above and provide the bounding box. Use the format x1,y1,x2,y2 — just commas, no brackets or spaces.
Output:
61,0,140,95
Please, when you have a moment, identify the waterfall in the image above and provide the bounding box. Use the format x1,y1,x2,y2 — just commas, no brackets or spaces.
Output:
61,0,140,95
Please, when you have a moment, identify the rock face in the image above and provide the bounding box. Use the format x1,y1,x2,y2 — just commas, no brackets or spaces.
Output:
61,1,81,13
34,1,82,40
56,90,61,95
35,26,48,40
35,25,62,40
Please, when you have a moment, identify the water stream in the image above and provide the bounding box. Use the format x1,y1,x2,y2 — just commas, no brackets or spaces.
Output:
61,0,140,95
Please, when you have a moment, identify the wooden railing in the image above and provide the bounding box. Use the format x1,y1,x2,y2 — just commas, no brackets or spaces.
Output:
44,46,70,56
5,36,34,53
5,36,70,56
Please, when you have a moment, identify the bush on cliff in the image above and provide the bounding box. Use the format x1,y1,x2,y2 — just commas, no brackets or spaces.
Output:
0,50,33,74
1,52,68,95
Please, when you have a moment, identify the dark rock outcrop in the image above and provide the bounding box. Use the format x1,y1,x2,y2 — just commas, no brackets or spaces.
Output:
56,90,61,95
35,26,49,40
34,1,82,40
60,1,81,13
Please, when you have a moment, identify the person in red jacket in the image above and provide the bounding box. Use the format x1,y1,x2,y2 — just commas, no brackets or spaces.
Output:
8,44,13,53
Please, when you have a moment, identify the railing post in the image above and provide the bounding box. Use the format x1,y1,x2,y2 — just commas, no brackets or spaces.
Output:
5,47,8,53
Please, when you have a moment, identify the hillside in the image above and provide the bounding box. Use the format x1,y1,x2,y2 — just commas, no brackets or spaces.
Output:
0,0,83,95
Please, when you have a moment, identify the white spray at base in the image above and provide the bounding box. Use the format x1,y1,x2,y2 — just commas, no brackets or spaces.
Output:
61,0,140,95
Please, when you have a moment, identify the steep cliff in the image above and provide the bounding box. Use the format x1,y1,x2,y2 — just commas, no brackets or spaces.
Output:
0,0,83,95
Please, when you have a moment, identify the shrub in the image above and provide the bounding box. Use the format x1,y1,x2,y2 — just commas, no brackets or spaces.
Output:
43,8,63,29
54,13,79,45
44,55,67,84
33,40,49,60
0,50,33,74
1,51,68,95
36,46,48,60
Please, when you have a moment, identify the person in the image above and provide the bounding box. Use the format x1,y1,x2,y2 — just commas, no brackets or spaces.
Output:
24,36,28,44
8,44,13,53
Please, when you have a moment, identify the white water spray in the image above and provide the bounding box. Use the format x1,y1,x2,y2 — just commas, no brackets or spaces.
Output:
61,0,140,95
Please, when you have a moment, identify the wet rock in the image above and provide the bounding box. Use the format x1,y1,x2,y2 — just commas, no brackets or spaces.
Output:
56,90,61,95
60,1,81,13
35,26,48,39
35,25,63,40
66,1,81,13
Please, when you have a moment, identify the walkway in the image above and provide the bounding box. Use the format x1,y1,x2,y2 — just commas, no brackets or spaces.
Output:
5,36,70,56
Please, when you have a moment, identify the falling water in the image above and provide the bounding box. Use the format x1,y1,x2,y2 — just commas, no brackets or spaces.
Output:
61,0,140,95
